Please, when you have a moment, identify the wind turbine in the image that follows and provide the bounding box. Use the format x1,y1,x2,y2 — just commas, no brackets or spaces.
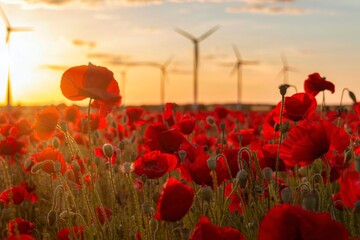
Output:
0,6,32,111
278,54,296,84
174,26,219,111
229,45,259,110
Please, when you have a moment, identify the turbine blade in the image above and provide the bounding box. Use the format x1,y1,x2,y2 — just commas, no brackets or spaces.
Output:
219,62,234,67
243,60,259,65
174,27,196,41
164,56,174,67
229,64,237,77
232,44,241,61
0,6,10,27
10,27,33,32
198,25,220,41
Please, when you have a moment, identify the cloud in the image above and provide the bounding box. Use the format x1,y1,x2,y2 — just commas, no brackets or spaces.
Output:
40,64,70,71
71,39,96,48
226,4,308,15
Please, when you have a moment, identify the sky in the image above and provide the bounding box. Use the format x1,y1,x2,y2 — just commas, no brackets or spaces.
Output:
0,0,359,107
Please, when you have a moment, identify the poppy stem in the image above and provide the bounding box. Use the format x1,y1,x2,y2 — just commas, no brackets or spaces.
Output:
275,94,285,195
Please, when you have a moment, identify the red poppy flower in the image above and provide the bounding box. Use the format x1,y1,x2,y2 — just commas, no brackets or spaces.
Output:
15,119,32,136
258,144,286,171
133,150,177,179
144,122,186,153
228,128,257,147
126,107,144,125
64,105,81,123
32,147,67,175
304,72,335,97
32,107,60,140
154,177,194,222
0,185,28,205
258,204,349,240
190,216,245,240
163,103,177,126
56,226,84,240
5,235,35,240
214,106,230,120
61,63,121,103
0,136,26,163
280,120,350,167
339,170,360,208
96,206,112,224
20,182,38,203
176,114,196,135
75,114,106,133
8,218,35,235
283,92,317,121
224,183,243,214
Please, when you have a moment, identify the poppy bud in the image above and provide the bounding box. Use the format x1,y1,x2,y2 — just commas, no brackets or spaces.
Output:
302,192,317,211
47,210,57,226
149,218,158,233
94,156,102,166
282,121,290,133
53,137,60,149
54,161,62,174
31,160,52,174
122,162,132,174
279,84,290,96
59,210,76,220
59,122,67,132
274,123,280,132
344,148,352,163
355,156,360,173
236,170,249,188
178,150,187,162
281,187,292,203
102,143,114,159
219,122,226,131
23,158,33,171
206,116,216,126
201,186,213,202
349,91,357,103
119,140,126,151
207,157,217,170
263,167,273,182
72,160,81,172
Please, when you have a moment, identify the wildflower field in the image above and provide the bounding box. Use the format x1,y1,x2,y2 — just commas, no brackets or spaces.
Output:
1,63,360,240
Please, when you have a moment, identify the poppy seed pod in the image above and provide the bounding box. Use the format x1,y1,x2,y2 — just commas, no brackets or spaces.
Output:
262,167,273,182
281,187,292,204
206,116,216,126
141,201,152,215
219,122,226,131
52,137,60,149
54,161,62,174
119,140,126,151
201,186,213,202
236,169,249,188
102,143,114,159
122,162,132,174
207,157,217,170
47,210,57,227
302,192,317,211
178,150,187,162
71,160,81,172
279,84,290,96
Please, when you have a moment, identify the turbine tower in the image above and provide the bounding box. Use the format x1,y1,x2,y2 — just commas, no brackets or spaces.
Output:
0,6,32,111
174,26,219,111
230,45,259,109
279,54,296,84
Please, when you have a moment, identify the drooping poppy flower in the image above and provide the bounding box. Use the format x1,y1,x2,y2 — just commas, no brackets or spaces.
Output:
0,185,28,205
154,177,194,222
56,226,84,240
304,72,335,97
214,106,230,120
280,120,350,167
96,206,112,224
126,107,144,125
339,170,360,208
176,114,196,135
133,150,177,179
144,122,186,154
189,216,245,240
64,105,81,123
283,92,317,121
258,204,349,240
61,63,121,103
32,107,60,140
8,218,35,235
